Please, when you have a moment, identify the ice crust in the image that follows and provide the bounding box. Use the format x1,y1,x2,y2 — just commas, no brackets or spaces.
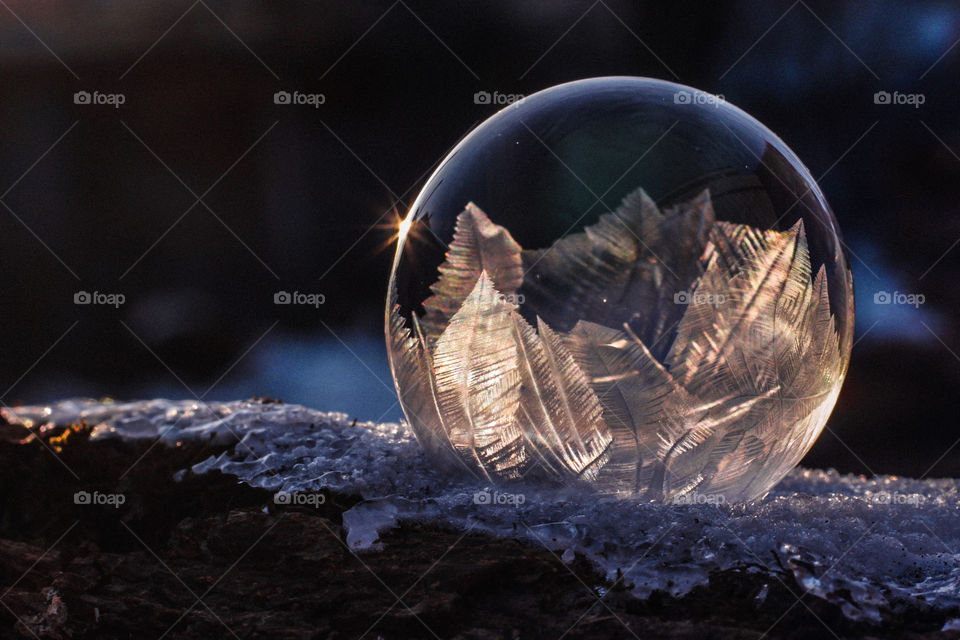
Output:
5,398,960,622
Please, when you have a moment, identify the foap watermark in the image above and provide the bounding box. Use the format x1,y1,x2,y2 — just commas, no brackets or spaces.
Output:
74,291,125,308
870,491,925,506
673,90,724,107
672,492,726,506
873,290,924,308
274,90,326,108
473,489,526,506
274,291,326,308
673,291,726,306
873,90,925,108
474,90,524,106
74,490,126,509
74,90,126,108
495,292,525,306
274,491,326,508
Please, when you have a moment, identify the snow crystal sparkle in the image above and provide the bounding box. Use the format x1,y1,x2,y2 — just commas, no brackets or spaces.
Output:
386,77,854,502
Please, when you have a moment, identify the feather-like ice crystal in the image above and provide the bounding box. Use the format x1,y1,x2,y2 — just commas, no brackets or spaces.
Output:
388,189,844,502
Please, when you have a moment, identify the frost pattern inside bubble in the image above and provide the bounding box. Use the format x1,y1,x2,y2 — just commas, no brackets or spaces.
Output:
388,187,843,502
5,399,960,624
386,77,854,503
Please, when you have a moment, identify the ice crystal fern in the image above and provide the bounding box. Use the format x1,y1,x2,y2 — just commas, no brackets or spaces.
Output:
388,187,843,502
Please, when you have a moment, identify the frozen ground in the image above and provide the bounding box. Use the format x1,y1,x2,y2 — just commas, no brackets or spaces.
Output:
5,398,960,625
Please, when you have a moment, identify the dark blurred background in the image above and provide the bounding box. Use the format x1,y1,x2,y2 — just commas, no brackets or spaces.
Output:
0,1,957,478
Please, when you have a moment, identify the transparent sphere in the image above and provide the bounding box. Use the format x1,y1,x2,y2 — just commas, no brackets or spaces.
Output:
386,77,854,502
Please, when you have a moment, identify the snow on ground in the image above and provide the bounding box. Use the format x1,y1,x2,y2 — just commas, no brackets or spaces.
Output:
5,398,960,623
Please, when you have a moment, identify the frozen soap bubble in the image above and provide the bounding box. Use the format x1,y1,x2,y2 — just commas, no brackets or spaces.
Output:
386,77,854,503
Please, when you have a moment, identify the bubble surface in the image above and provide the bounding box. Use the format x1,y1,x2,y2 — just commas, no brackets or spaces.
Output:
387,77,854,502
